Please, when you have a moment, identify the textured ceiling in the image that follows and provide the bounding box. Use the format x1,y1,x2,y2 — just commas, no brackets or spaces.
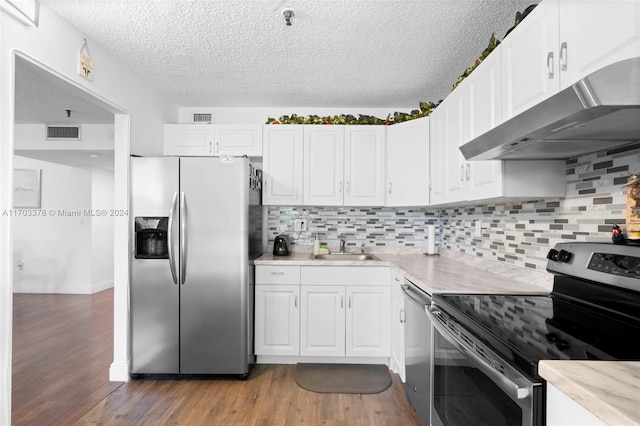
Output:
38,0,541,110
14,56,115,125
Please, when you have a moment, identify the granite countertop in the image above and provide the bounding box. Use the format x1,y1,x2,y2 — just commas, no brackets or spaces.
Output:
256,249,636,424
539,361,640,425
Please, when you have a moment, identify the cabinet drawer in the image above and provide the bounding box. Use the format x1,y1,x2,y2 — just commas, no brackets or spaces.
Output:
301,266,390,286
256,266,301,284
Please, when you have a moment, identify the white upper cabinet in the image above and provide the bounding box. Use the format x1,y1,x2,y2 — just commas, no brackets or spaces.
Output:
429,85,469,205
303,126,385,206
466,45,506,201
344,126,386,206
430,44,566,206
303,126,345,206
558,0,640,89
164,124,262,157
262,125,304,205
385,117,430,206
213,124,262,157
501,0,560,120
163,124,214,156
502,0,640,119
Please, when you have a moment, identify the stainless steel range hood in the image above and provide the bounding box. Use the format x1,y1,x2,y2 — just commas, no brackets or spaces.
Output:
460,57,640,160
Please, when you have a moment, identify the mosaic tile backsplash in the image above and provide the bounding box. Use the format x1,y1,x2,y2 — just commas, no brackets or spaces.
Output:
267,143,640,271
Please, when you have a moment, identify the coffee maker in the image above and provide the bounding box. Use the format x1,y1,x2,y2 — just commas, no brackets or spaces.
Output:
273,235,290,256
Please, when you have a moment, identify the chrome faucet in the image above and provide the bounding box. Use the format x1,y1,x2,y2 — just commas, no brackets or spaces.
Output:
339,236,346,253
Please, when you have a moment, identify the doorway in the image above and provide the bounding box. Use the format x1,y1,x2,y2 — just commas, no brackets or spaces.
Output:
10,54,127,424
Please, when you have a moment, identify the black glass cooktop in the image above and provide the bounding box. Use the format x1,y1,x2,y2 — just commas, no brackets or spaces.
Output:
433,277,640,378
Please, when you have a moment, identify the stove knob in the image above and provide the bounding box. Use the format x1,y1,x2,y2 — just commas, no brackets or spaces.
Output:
546,249,559,261
558,250,572,263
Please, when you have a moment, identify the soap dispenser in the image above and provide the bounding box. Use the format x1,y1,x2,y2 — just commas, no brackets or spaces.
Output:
313,234,320,255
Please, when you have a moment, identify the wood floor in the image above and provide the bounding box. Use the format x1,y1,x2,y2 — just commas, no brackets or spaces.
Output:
12,289,122,426
13,290,421,426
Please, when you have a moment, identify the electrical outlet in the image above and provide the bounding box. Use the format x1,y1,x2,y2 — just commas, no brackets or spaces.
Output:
294,219,306,232
474,220,482,238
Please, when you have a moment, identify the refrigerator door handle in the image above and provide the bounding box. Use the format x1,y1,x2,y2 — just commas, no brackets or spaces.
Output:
180,191,188,285
168,191,179,285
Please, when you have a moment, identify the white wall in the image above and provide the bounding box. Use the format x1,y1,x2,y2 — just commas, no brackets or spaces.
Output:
12,156,93,294
91,167,115,292
1,4,173,423
178,106,414,124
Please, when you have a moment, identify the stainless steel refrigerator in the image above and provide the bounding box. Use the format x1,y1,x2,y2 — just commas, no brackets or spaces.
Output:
130,156,263,378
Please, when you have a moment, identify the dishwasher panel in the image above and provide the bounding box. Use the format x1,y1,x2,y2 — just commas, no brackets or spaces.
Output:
402,279,432,426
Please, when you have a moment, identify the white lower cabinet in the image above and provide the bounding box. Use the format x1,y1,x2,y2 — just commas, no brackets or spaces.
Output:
390,270,406,382
546,382,606,426
255,265,391,361
255,266,301,357
255,285,300,356
300,285,346,356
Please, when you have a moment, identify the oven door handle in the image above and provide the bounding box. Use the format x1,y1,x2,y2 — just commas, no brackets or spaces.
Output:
426,306,531,401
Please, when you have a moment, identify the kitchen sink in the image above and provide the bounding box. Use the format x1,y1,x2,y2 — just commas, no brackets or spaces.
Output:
308,253,381,261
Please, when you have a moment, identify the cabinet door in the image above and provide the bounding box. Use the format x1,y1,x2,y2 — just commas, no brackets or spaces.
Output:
214,124,262,157
501,0,560,120
432,86,469,205
163,124,214,156
300,285,345,356
390,271,405,381
254,285,300,356
559,0,640,89
385,118,430,206
262,125,304,205
466,46,505,200
429,107,446,204
344,126,385,206
346,286,391,357
303,126,345,206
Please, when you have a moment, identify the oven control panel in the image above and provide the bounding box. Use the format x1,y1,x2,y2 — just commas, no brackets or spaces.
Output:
547,243,640,291
587,252,640,277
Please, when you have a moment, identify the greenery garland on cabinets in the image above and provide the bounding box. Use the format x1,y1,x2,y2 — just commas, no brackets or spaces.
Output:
265,4,537,126
265,101,439,125
451,4,537,90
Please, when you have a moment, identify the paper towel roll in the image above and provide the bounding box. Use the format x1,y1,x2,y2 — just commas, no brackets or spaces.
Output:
427,225,436,255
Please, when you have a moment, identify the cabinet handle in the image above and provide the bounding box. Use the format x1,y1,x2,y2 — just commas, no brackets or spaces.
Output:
465,163,470,181
348,295,352,308
460,164,465,182
388,182,392,194
400,309,406,324
263,180,267,191
339,181,343,194
394,277,401,282
340,295,344,308
270,271,285,276
215,141,220,155
346,181,350,194
547,51,554,79
209,141,213,154
294,295,298,308
560,42,568,71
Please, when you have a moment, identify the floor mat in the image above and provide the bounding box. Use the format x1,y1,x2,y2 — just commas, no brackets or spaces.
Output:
294,363,392,394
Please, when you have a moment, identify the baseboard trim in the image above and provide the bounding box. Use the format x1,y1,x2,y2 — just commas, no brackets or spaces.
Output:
256,355,390,366
109,362,129,382
92,279,114,293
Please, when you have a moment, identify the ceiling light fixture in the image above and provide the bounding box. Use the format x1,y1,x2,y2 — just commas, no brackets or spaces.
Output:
282,8,294,26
